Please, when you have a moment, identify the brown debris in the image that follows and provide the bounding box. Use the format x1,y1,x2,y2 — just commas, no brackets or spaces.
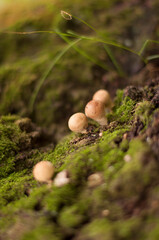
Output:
124,86,143,101
15,118,35,133
145,110,159,157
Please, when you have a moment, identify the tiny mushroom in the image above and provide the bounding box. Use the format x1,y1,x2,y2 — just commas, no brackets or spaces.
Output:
93,89,113,109
68,112,88,133
87,172,103,188
85,100,107,125
54,170,70,187
33,161,54,183
102,209,110,217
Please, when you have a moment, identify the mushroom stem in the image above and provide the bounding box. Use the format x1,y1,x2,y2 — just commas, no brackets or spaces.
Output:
96,117,107,126
80,129,88,134
47,179,53,188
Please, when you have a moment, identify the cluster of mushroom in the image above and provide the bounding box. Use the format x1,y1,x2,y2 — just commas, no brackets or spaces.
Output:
68,89,113,133
32,89,112,185
33,161,69,187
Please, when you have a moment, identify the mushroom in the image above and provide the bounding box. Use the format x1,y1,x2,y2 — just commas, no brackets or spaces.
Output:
93,89,113,109
54,170,70,187
33,161,54,183
85,100,107,125
87,172,103,188
68,112,88,133
102,209,110,217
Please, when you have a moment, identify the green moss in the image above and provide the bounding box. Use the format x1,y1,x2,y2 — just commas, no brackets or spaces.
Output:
3,214,61,240
44,184,78,212
43,133,76,168
0,111,131,232
134,101,153,130
120,139,129,152
21,223,61,240
145,219,159,240
80,219,115,240
109,139,157,200
114,97,136,123
108,90,136,124
0,92,155,239
0,115,19,124
113,89,124,111
0,114,40,180
9,186,49,212
0,171,34,208
0,111,157,239
58,205,85,228
0,77,157,240
0,117,21,179
79,217,143,240
0,115,46,210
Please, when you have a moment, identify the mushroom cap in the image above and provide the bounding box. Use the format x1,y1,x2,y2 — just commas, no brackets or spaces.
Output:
87,172,103,187
33,161,54,182
54,170,70,187
85,100,105,120
93,89,112,107
68,113,88,133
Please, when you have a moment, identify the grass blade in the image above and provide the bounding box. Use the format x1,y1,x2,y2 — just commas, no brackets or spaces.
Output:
71,14,128,73
56,31,110,71
103,45,125,76
29,38,81,112
146,54,159,61
138,39,159,56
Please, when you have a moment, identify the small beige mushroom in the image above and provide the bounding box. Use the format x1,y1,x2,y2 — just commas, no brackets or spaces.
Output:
68,112,88,133
85,100,107,125
93,89,113,109
124,154,131,163
102,209,110,217
87,172,103,188
54,170,70,187
33,161,54,183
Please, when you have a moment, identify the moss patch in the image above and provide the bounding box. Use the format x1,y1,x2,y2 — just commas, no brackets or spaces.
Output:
1,84,159,239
